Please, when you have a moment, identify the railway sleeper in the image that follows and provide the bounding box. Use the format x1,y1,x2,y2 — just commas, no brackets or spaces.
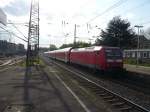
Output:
98,93,108,96
91,88,103,92
111,102,125,106
92,88,103,91
105,98,120,103
81,84,94,88
81,83,97,87
117,106,133,112
79,82,89,85
93,90,105,94
103,95,114,100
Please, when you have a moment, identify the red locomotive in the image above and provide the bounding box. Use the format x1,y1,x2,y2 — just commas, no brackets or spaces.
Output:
45,46,123,71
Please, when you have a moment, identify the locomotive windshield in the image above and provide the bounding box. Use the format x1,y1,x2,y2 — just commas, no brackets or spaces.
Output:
105,49,122,59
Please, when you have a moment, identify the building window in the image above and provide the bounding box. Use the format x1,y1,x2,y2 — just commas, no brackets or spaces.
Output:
143,52,147,58
132,52,135,58
126,52,130,58
137,52,141,58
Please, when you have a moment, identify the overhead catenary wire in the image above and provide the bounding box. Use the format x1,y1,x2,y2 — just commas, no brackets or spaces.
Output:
76,0,129,37
60,0,149,43
95,0,150,29
85,0,149,33
8,21,28,39
86,0,128,24
85,0,150,38
139,21,150,26
122,0,150,14
0,25,28,42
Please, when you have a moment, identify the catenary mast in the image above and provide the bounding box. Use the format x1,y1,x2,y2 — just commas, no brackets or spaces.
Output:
26,0,39,66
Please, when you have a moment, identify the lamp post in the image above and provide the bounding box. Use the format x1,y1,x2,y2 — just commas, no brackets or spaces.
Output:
74,24,80,47
74,24,77,47
65,33,69,45
134,25,143,67
88,38,93,44
48,34,51,48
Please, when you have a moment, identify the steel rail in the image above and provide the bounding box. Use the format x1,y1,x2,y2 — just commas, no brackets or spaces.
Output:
53,61,150,112
0,58,24,72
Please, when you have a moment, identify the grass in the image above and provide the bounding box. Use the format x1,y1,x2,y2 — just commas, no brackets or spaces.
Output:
124,58,150,67
17,57,46,67
17,60,26,67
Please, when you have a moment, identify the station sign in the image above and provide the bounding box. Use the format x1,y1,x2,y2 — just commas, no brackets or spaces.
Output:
0,8,7,26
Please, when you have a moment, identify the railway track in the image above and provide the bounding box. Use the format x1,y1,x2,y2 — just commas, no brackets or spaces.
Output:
51,60,150,112
50,59,150,95
0,57,24,72
61,57,150,94
104,75,150,95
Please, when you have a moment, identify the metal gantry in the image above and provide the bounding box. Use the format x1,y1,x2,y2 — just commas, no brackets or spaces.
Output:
26,0,39,66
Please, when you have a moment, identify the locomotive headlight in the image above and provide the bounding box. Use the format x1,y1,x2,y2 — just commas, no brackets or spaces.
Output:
107,59,114,62
116,59,122,62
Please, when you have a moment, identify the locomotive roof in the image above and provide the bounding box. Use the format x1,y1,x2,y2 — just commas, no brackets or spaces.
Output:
71,46,119,52
45,46,120,53
44,50,58,54
52,47,72,53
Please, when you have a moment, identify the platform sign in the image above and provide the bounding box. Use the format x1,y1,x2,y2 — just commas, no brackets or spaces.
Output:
0,8,7,26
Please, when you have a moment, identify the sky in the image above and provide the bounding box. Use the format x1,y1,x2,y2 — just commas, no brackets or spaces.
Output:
0,0,150,48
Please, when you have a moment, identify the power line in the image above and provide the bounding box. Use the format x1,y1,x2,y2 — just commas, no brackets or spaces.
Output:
140,20,150,25
122,0,150,14
85,0,150,35
86,0,127,24
8,21,28,39
0,25,27,42
7,22,28,25
85,0,149,28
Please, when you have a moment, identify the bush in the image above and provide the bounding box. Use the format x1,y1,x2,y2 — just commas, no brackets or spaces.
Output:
124,58,150,67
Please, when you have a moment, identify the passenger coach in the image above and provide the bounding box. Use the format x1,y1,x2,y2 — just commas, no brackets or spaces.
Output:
49,47,72,62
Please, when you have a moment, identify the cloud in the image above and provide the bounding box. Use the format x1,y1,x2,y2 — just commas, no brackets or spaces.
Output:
3,0,30,16
0,0,15,7
1,0,148,48
124,13,135,20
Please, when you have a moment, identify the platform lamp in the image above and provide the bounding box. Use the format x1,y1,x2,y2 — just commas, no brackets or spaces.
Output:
74,24,80,47
134,25,143,67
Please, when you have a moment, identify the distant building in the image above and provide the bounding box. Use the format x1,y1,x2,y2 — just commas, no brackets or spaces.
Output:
0,8,7,26
0,8,10,41
123,35,150,63
0,40,25,56
16,43,26,54
139,35,150,49
124,49,150,59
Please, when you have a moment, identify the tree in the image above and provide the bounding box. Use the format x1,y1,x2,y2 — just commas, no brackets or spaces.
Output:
95,16,136,49
59,43,73,49
49,44,57,51
39,47,49,53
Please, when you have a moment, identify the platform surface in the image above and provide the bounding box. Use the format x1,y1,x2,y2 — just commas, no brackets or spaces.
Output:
0,60,110,112
124,64,150,75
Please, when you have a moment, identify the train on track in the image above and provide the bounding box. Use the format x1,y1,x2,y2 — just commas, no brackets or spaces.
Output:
44,46,123,72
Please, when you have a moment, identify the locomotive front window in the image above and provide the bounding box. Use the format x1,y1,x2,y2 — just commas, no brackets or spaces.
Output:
105,49,122,59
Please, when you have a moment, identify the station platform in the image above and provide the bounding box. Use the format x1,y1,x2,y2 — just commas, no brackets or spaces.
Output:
0,61,110,112
1,66,87,112
124,64,150,75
